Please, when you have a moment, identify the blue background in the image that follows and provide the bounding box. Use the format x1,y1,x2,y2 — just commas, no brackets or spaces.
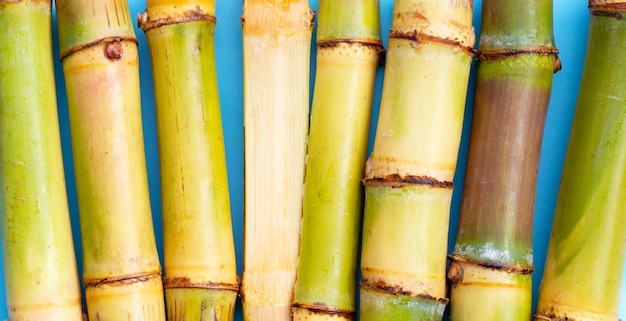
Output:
1,0,625,320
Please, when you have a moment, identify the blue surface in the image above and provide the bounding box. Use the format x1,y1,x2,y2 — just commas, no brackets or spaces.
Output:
1,0,625,320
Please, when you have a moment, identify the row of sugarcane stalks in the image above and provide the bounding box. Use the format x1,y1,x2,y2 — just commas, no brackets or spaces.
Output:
1,0,625,320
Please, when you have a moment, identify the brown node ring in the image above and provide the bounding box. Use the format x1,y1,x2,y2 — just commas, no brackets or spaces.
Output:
292,303,355,318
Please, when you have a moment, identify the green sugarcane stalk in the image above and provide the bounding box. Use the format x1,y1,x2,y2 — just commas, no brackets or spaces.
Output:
291,1,382,320
535,1,626,320
0,1,83,320
447,0,559,320
359,1,475,320
56,0,165,319
138,1,239,320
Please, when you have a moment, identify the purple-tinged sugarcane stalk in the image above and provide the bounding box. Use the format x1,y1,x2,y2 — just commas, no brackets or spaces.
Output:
447,0,560,319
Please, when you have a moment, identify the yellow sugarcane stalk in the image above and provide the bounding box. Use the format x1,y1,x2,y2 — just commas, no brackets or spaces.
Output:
359,0,475,319
240,0,314,320
139,0,239,320
0,0,83,320
55,0,165,319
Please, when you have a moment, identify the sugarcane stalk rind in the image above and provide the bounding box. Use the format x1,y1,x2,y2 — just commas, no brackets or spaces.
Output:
535,7,626,320
1,0,82,319
293,40,379,319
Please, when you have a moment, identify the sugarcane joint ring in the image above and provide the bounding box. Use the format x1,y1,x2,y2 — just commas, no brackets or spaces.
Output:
292,303,355,318
163,277,239,292
360,278,449,304
59,36,138,61
389,29,477,56
477,47,562,73
84,270,162,288
448,253,534,275
137,8,217,32
362,174,453,189
590,2,626,16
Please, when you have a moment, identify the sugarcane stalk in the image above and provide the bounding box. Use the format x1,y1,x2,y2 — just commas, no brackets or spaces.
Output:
55,0,165,319
359,1,475,320
0,0,83,320
240,0,314,320
138,1,238,320
535,1,626,320
446,0,559,320
291,1,382,320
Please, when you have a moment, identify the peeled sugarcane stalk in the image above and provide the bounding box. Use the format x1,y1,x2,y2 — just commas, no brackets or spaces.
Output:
447,0,560,319
535,1,626,320
138,1,238,320
240,0,314,320
291,0,382,320
0,0,83,320
359,1,475,319
55,0,165,319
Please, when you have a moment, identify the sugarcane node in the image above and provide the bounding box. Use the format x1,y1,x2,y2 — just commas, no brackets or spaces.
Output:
590,2,626,15
360,278,449,304
83,270,162,288
163,277,240,292
477,47,560,62
137,7,216,32
448,253,534,274
592,10,624,19
447,261,464,287
104,41,123,60
535,309,575,321
318,39,386,65
389,29,476,56
363,174,453,189
292,303,355,318
59,36,138,61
